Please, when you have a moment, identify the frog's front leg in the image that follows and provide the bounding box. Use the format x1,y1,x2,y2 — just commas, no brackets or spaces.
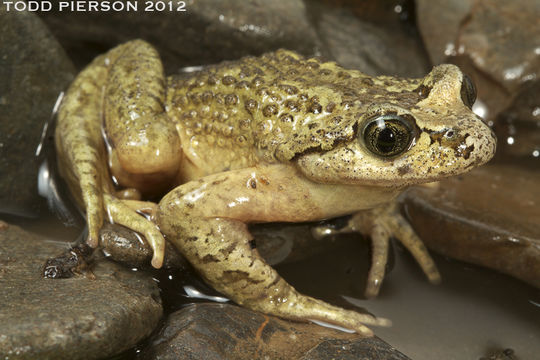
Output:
56,40,172,267
156,164,390,336
313,202,441,298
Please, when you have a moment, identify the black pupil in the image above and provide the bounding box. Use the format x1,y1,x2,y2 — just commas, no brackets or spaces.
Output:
460,74,477,109
377,127,396,153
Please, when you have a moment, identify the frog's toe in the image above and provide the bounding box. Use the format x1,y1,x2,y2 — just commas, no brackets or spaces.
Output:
103,194,165,268
365,223,390,298
275,289,392,336
387,212,441,284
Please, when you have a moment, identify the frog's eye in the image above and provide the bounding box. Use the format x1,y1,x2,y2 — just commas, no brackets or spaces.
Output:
460,74,476,109
362,114,414,157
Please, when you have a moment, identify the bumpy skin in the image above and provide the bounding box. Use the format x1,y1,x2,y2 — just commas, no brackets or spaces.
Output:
55,40,496,336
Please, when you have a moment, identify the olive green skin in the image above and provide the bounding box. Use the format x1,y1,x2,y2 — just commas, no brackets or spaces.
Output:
55,40,496,336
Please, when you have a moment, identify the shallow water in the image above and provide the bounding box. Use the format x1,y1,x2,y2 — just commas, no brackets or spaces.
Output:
277,237,540,360
4,212,539,359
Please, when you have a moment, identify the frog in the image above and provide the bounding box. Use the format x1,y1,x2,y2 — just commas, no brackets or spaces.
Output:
55,40,496,336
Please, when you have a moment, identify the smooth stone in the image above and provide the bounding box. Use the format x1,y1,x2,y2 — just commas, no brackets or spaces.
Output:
38,0,321,72
416,0,472,65
139,303,411,360
493,80,540,160
0,221,163,360
100,222,188,269
0,6,75,217
416,0,540,121
403,164,540,288
312,2,429,77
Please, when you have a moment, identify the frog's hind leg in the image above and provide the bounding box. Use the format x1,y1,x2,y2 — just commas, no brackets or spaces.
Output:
56,40,171,266
56,51,112,248
156,166,391,335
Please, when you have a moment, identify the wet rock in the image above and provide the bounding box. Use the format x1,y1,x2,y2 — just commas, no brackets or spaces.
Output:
38,0,321,72
416,0,472,66
403,165,540,288
0,221,163,360
493,80,540,160
0,6,75,217
480,348,518,360
416,0,540,120
100,222,188,269
140,303,411,360
312,1,429,77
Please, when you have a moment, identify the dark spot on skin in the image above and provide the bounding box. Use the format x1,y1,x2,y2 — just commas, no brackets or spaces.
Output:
207,75,217,85
325,102,336,113
249,179,257,189
306,61,320,69
397,164,412,176
280,113,293,123
285,100,300,112
264,276,282,289
341,101,354,109
244,99,258,114
458,144,474,160
414,84,432,99
221,270,264,284
287,69,299,76
222,75,236,85
259,176,270,185
212,177,228,186
235,81,250,90
319,69,332,76
361,78,374,86
219,243,237,257
186,202,194,209
251,77,265,87
332,116,343,124
201,254,220,263
307,100,322,114
263,104,278,117
201,91,214,104
308,123,318,129
186,236,198,242
279,84,299,95
224,94,239,105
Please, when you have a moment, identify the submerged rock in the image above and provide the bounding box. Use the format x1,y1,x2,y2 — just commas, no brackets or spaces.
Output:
140,303,411,360
403,164,540,288
0,221,162,360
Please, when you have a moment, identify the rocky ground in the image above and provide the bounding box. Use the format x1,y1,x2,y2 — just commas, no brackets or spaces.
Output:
0,0,538,359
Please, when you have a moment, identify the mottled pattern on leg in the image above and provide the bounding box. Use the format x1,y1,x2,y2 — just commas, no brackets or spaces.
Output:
156,174,392,335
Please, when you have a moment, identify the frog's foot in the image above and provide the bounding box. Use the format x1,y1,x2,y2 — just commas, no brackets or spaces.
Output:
103,194,165,268
313,202,441,298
